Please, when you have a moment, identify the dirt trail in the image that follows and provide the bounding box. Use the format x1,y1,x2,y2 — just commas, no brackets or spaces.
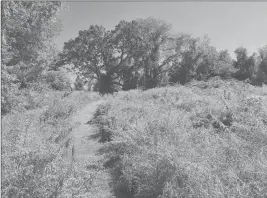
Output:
67,99,114,198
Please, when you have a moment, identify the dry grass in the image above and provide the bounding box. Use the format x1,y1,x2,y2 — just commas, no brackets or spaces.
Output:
94,78,267,198
1,90,101,197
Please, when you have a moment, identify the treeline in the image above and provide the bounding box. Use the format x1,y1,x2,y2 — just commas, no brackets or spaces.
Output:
2,1,267,114
56,18,267,94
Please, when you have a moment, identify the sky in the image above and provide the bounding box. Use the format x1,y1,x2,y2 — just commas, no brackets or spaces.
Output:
54,2,267,58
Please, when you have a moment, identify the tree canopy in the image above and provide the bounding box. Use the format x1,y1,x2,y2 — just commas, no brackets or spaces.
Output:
57,18,183,92
1,1,62,88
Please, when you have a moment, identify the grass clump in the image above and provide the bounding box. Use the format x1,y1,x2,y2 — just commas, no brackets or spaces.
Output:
95,78,267,198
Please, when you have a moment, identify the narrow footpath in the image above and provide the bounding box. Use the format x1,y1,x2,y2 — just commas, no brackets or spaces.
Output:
66,99,114,198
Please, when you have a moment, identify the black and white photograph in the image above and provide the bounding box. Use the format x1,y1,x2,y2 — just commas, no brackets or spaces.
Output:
1,1,267,197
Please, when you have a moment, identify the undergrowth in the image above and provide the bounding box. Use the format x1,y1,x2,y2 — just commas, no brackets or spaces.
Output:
94,78,267,198
1,90,101,197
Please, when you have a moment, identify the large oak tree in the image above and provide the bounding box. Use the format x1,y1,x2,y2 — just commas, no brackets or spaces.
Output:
56,17,180,93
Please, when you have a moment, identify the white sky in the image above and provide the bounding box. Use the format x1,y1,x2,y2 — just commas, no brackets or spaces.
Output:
54,2,267,58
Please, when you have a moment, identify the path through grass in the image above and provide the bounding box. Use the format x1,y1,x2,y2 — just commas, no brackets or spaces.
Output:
64,99,114,198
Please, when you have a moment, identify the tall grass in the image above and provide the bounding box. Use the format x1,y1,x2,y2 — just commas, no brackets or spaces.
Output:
95,79,267,198
1,90,101,197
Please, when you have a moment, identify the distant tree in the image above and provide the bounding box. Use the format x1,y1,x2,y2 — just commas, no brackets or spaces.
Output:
132,18,178,89
169,35,204,84
233,47,256,80
253,45,267,85
194,36,219,80
258,45,267,74
169,35,236,84
214,50,235,79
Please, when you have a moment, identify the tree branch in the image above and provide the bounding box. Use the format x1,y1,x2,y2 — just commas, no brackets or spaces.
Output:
158,54,177,69
113,81,123,86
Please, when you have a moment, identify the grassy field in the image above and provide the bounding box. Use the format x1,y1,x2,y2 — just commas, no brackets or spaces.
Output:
1,90,101,197
2,78,267,198
93,78,267,198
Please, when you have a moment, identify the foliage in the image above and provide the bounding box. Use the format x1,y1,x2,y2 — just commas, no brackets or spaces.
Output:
74,76,84,91
131,18,177,89
56,16,267,91
258,45,267,74
1,65,20,114
44,70,72,91
1,1,62,86
233,47,256,80
1,1,61,63
56,17,181,93
214,50,236,78
169,35,236,84
253,45,267,85
168,35,206,84
1,65,54,115
1,1,63,115
95,79,267,198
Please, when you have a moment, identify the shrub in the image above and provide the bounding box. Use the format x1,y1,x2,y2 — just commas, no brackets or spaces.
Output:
74,80,84,90
91,102,113,142
44,71,72,91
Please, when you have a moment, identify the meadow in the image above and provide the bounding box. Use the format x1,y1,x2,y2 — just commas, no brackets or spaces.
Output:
1,89,101,197
2,2,267,197
2,77,267,198
92,77,267,198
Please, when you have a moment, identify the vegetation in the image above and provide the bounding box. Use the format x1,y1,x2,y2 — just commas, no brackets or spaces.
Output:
1,1,267,197
1,2,101,197
2,90,101,197
56,19,266,94
93,78,267,198
44,70,72,91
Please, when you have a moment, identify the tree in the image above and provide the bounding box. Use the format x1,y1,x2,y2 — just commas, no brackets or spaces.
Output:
57,18,180,92
258,45,267,74
1,1,62,114
233,47,256,80
169,35,235,84
57,25,121,94
1,1,62,88
132,18,175,89
214,50,235,78
194,36,219,80
169,35,205,84
253,45,267,85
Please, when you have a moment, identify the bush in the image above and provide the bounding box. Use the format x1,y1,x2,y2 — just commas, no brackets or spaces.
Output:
1,67,21,115
91,102,113,142
74,80,84,91
44,71,72,91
